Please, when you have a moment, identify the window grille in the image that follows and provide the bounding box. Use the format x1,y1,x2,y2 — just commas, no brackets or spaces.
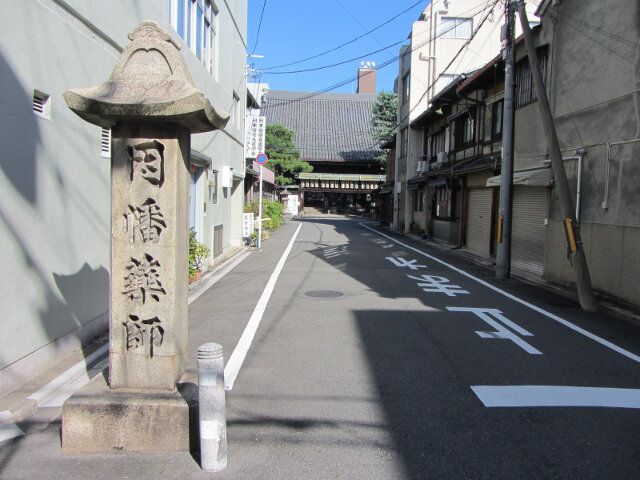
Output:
515,47,548,109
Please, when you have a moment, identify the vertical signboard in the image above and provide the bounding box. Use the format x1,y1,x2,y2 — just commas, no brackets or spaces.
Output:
242,212,254,238
287,194,299,218
244,116,266,159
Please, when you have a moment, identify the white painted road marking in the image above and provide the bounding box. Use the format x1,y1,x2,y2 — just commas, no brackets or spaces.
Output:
0,411,25,442
360,222,640,364
472,385,640,408
386,257,427,270
224,223,302,390
28,343,109,408
447,307,542,355
16,250,249,413
408,274,470,297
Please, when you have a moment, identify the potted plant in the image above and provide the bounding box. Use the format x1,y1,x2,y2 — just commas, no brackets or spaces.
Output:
189,227,210,283
426,218,434,240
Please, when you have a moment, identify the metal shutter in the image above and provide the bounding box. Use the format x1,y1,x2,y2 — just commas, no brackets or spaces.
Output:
511,186,549,275
466,188,494,257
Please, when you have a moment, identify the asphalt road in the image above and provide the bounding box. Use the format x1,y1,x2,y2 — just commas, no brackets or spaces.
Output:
2,216,640,479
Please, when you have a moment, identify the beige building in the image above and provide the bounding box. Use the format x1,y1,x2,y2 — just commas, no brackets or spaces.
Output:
393,0,538,232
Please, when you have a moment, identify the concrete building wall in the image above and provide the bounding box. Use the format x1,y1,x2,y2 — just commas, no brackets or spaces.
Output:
520,0,640,307
394,1,538,233
0,0,246,392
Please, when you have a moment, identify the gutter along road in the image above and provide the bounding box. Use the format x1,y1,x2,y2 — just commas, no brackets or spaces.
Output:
2,216,640,479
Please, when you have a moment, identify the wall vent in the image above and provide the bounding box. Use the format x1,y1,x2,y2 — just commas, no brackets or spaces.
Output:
101,128,111,158
33,90,51,118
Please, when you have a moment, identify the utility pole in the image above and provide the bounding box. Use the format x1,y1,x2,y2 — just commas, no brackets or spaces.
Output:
515,2,596,311
495,0,516,280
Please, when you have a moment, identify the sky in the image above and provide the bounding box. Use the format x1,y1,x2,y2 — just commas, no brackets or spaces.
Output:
246,0,431,94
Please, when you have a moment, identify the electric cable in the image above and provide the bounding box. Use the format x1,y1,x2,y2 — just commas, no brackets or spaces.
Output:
250,0,268,55
261,0,493,75
260,2,501,157
262,0,426,71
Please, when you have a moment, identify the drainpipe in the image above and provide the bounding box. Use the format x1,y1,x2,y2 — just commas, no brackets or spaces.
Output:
575,148,585,224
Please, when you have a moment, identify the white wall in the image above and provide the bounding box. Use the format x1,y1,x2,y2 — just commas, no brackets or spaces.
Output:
0,0,247,391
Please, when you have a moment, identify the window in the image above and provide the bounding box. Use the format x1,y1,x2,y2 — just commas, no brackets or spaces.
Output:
491,100,504,140
441,17,473,39
208,169,218,204
515,47,548,109
402,72,410,105
400,127,408,158
414,189,424,212
434,185,451,218
169,0,217,72
453,109,476,149
429,129,446,161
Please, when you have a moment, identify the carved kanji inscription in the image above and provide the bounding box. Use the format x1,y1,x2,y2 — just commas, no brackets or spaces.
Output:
124,198,167,243
122,253,166,305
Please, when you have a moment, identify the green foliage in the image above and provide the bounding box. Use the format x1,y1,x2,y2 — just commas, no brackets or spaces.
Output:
263,201,284,230
371,91,398,146
244,199,285,232
265,125,312,185
189,227,210,278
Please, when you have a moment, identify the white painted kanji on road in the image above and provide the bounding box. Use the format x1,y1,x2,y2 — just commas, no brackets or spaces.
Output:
446,307,542,355
386,257,427,270
408,274,470,296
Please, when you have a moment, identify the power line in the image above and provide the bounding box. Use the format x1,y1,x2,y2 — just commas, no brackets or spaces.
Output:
263,38,408,75
260,0,497,108
250,0,268,55
263,0,493,75
262,0,425,71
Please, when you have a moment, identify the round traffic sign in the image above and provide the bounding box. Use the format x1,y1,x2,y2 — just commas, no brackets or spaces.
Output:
256,153,268,165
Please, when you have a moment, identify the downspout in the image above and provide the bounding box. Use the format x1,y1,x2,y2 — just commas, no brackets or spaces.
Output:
575,149,585,224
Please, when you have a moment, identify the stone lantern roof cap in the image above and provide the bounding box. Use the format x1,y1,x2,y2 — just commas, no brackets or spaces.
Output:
63,21,229,133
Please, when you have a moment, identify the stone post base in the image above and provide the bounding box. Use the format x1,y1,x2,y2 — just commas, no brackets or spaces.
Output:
62,371,191,454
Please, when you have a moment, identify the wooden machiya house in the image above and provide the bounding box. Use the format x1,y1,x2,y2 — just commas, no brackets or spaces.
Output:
261,89,385,214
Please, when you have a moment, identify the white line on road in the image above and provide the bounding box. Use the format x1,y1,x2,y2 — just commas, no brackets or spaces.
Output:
472,385,640,408
22,250,251,411
28,343,109,408
224,223,303,390
360,222,640,364
0,411,25,442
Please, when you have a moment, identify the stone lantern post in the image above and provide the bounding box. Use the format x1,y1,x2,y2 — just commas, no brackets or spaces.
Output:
61,21,228,454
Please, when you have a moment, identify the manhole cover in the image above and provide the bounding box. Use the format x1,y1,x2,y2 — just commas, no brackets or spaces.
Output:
304,290,344,298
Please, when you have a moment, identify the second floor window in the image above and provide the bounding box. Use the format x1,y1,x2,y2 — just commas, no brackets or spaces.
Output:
491,100,504,140
402,72,410,105
169,0,218,73
515,47,548,109
453,109,476,149
441,17,473,39
429,129,446,161
400,128,408,158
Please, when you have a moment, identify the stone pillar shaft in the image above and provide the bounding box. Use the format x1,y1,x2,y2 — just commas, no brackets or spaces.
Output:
109,123,190,390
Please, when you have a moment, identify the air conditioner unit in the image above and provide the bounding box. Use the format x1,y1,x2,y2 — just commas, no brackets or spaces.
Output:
436,152,447,164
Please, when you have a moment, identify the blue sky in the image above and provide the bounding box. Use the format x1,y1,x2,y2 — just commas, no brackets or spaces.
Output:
247,0,431,94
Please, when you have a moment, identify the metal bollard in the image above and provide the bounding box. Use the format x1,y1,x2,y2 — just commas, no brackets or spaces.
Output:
198,343,227,471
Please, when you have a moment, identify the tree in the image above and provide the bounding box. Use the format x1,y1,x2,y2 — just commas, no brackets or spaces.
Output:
264,125,312,185
371,91,398,146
